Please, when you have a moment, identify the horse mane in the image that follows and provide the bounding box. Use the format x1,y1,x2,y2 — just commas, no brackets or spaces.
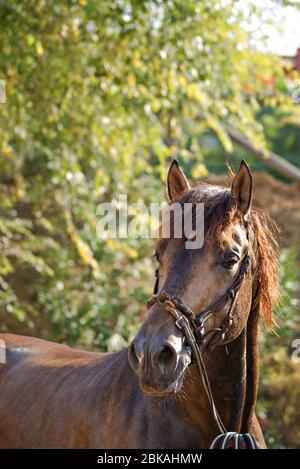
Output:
172,183,280,323
250,208,280,323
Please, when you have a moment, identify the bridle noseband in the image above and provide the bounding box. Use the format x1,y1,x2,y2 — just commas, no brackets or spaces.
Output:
146,250,259,449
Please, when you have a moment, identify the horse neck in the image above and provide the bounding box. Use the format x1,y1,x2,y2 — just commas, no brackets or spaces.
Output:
175,303,260,445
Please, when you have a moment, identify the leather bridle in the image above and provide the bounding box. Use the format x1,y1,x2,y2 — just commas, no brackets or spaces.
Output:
148,251,251,351
146,250,259,449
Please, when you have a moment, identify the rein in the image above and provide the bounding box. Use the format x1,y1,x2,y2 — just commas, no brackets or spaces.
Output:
147,251,259,449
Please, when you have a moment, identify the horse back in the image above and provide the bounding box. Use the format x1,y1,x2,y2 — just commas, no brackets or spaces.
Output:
0,333,111,448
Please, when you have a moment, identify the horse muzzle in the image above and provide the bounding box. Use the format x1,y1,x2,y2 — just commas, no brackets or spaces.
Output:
128,336,191,396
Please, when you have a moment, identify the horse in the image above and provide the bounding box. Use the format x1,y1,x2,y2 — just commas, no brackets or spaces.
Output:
0,160,279,448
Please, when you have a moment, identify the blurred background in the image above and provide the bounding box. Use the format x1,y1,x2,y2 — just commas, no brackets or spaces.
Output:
0,0,299,448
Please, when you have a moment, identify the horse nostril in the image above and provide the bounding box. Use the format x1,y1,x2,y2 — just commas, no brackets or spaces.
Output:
128,341,144,372
156,344,178,375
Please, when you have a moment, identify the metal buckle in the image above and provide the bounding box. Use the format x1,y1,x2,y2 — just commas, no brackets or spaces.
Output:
175,316,184,330
228,289,235,300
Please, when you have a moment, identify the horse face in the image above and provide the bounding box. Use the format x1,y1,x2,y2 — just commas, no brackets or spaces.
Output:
128,160,253,397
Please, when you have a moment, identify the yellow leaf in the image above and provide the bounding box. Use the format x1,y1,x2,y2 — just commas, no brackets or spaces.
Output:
36,41,44,56
178,76,187,87
123,245,138,259
127,73,136,88
186,83,208,104
107,239,117,249
151,98,161,113
64,207,101,279
191,164,208,179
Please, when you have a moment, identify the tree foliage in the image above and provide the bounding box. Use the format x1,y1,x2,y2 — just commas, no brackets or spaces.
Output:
0,1,296,350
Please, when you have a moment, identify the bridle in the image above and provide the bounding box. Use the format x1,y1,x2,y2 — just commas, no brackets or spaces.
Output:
148,251,251,351
146,250,259,449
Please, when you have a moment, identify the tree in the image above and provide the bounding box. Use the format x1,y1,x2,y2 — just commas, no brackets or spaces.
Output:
0,0,296,348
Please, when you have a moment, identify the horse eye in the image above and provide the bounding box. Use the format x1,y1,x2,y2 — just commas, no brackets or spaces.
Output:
222,253,240,269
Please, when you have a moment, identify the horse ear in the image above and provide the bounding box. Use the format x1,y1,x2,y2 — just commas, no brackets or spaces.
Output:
167,159,190,202
231,160,252,219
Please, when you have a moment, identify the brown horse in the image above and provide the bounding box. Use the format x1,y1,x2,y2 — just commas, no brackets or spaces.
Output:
0,160,279,448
